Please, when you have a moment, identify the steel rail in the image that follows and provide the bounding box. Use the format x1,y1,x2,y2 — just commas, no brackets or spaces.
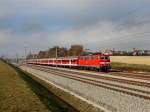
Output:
27,65,150,100
29,64,150,88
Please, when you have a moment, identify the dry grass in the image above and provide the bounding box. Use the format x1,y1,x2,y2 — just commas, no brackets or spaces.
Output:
0,60,78,112
0,60,50,112
110,56,150,65
111,62,150,72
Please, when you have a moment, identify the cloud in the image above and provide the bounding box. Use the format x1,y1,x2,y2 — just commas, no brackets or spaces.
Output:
46,21,150,50
0,0,150,57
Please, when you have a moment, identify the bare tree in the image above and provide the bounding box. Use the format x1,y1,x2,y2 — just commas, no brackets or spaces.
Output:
68,45,83,56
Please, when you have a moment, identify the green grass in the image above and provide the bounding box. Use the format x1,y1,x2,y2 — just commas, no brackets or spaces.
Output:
0,60,78,112
0,60,49,112
111,62,150,72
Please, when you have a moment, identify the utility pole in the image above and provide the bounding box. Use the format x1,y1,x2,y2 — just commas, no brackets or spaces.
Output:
16,53,19,64
24,47,27,64
56,46,58,68
85,49,90,55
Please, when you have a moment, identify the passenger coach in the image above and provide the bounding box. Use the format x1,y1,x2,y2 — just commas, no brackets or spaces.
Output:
27,53,111,72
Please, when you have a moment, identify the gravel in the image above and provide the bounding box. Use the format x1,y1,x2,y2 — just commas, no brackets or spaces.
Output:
21,66,150,112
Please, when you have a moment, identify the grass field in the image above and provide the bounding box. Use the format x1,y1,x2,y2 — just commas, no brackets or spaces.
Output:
0,60,77,112
110,56,150,72
110,56,150,65
0,60,49,112
111,62,150,72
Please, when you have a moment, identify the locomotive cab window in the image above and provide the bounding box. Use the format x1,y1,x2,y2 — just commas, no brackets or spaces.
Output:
100,56,109,60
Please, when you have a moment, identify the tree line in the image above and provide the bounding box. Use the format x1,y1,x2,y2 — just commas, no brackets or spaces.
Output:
26,45,150,59
27,45,84,59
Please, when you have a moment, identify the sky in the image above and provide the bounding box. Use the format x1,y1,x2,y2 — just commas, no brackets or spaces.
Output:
0,0,150,57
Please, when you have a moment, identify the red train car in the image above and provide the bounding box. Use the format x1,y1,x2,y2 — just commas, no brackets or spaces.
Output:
26,53,111,72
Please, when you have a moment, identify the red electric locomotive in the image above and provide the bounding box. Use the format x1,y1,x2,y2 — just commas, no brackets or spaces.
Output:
26,53,111,72
78,53,111,71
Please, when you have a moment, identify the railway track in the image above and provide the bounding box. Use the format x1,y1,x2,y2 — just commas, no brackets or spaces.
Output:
109,72,150,81
27,64,150,88
26,64,150,100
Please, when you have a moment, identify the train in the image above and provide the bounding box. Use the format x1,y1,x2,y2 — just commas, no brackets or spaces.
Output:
26,52,111,72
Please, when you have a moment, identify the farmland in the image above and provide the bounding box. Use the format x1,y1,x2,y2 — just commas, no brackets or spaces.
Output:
110,56,150,72
110,56,150,65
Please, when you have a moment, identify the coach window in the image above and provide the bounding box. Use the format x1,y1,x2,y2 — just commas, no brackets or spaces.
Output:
86,57,89,60
80,57,84,60
71,60,74,62
86,57,88,60
91,57,94,60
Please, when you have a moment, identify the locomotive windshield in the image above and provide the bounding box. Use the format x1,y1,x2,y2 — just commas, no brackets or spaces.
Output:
100,56,109,60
